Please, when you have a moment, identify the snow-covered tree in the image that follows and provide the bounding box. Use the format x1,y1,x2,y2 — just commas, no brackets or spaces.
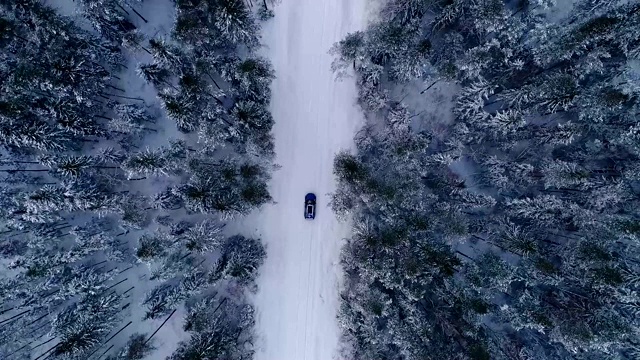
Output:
221,57,275,104
181,220,224,253
105,333,155,360
122,140,185,179
211,235,266,285
108,103,156,135
229,100,274,155
122,147,170,178
148,38,185,72
171,294,255,360
137,63,173,90
50,294,122,358
173,0,260,50
330,31,366,77
176,158,271,216
142,269,208,319
78,0,137,43
135,232,173,263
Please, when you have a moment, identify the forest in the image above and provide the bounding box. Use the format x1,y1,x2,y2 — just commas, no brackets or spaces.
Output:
331,0,640,359
0,0,274,358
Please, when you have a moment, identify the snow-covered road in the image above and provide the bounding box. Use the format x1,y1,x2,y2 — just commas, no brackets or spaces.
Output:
248,0,368,359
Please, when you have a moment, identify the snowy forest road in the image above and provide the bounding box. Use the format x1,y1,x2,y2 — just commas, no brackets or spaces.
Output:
243,0,367,359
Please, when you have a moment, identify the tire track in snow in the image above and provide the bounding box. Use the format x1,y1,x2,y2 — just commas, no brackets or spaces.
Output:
299,0,317,353
302,0,330,357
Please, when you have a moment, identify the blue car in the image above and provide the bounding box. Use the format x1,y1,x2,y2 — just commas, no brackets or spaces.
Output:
304,193,316,219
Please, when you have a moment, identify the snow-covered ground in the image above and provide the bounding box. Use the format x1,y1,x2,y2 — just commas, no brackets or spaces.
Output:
238,0,368,359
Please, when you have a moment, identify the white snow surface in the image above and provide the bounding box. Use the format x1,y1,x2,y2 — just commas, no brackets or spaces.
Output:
240,0,368,359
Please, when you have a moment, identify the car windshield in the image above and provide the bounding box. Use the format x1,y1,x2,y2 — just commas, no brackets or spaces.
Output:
307,205,313,213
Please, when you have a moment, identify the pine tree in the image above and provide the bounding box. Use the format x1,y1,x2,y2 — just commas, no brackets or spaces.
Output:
148,38,185,72
108,103,156,135
105,333,156,360
135,232,172,262
50,294,122,358
173,0,260,50
142,270,208,319
177,158,271,216
221,57,275,104
78,0,137,43
172,294,255,360
212,235,266,285
137,63,173,90
122,146,179,179
181,220,224,253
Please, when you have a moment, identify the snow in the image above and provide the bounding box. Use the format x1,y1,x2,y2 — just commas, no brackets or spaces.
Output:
391,79,459,132
45,0,77,17
539,0,577,22
235,0,368,358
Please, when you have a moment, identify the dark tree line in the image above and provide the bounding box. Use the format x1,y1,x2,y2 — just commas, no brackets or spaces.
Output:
0,0,272,358
332,0,640,359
